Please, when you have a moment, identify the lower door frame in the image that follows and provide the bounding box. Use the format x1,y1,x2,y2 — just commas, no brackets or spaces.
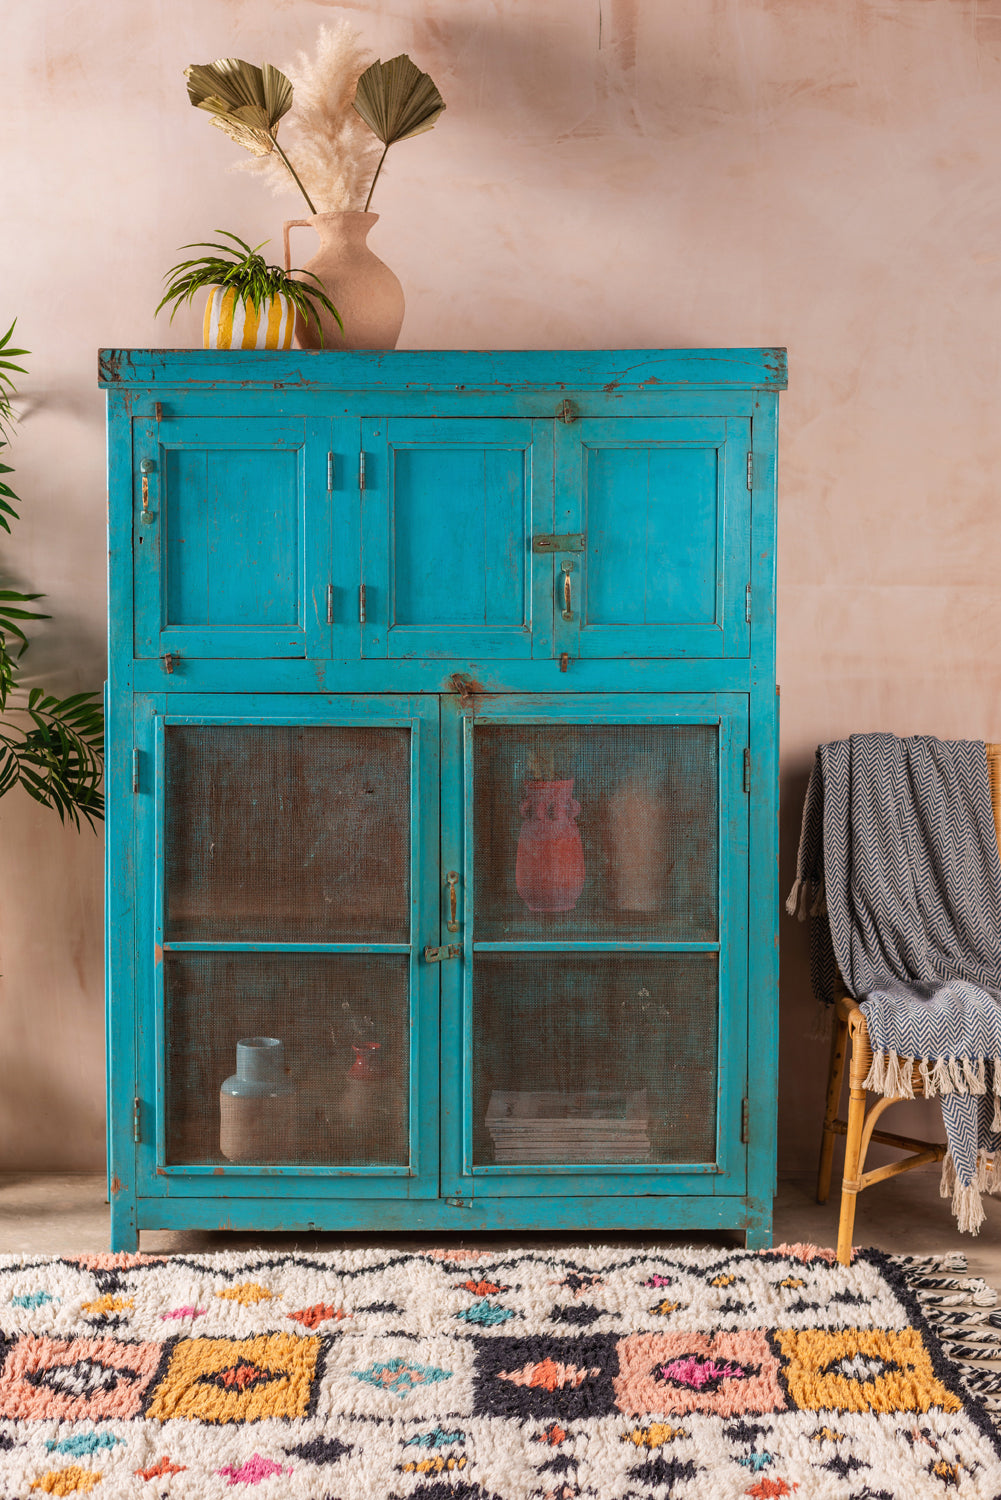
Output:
128,690,441,1203
438,690,749,1204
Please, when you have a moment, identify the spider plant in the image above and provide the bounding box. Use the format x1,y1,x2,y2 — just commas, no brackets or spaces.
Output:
0,326,103,829
155,230,343,341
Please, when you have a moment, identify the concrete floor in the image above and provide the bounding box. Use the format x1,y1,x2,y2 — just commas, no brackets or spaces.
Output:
2,1169,1001,1285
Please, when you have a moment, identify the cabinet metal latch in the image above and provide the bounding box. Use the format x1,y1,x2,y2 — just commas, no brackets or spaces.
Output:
133,1097,142,1144
557,398,578,423
741,1098,750,1145
424,943,462,964
446,1196,473,1208
162,652,177,675
532,533,585,553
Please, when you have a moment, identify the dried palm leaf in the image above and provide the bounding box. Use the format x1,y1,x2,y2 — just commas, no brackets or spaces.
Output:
352,55,445,210
184,58,316,212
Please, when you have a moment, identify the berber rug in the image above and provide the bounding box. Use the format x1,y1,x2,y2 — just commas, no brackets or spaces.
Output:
0,1244,999,1498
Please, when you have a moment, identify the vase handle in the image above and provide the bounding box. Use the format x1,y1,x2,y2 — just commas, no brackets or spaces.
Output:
283,219,314,274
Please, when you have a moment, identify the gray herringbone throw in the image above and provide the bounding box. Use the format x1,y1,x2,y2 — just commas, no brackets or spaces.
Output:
788,733,1001,1232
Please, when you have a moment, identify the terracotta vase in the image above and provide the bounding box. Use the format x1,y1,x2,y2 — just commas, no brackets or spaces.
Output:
516,779,585,913
607,769,667,912
282,211,405,351
219,1037,296,1163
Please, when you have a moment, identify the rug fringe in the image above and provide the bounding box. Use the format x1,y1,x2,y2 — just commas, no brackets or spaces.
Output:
895,1253,1001,1425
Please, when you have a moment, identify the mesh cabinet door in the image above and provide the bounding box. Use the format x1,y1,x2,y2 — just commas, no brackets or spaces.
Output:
134,695,440,1195
440,694,748,1199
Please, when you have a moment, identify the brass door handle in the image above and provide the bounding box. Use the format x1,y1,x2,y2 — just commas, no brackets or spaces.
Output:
561,560,574,621
446,871,460,931
140,458,156,524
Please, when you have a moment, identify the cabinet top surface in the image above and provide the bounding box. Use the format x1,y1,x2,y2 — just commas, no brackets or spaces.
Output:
98,347,788,391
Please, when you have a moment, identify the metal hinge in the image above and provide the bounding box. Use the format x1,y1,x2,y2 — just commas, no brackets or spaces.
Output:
132,750,140,794
446,1196,473,1208
326,585,334,625
327,452,334,492
358,584,367,624
746,451,754,489
359,451,366,491
745,583,752,623
133,1097,142,1144
424,943,463,964
741,1098,749,1144
743,747,751,793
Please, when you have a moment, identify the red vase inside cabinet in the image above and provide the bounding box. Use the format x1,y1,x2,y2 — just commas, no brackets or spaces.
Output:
515,779,585,913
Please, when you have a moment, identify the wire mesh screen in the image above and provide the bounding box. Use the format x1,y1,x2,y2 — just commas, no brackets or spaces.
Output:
473,723,718,940
164,952,410,1167
164,725,411,942
472,953,719,1167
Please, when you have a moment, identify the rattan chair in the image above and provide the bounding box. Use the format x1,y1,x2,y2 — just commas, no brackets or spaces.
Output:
816,741,1001,1264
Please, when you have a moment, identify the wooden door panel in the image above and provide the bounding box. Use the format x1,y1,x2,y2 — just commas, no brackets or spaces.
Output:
361,418,552,659
553,418,751,660
133,417,338,660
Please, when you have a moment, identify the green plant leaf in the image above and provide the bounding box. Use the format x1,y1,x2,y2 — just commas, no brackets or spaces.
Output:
352,54,445,145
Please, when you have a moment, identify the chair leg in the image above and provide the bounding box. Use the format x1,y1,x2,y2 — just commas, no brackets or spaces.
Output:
817,1014,849,1204
837,1081,867,1265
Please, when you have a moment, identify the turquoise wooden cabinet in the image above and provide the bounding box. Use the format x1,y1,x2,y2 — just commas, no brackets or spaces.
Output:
101,349,785,1251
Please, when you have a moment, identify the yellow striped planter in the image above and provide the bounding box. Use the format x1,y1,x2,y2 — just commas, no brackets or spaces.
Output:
202,287,295,350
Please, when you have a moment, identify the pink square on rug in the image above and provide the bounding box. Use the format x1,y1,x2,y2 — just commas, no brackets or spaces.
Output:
0,1334,163,1421
614,1331,786,1417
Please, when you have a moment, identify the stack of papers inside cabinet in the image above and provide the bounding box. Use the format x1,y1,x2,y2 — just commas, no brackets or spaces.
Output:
486,1089,651,1163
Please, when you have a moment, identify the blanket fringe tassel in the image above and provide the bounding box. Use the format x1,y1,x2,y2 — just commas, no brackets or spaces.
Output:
938,1150,1001,1235
863,1049,997,1103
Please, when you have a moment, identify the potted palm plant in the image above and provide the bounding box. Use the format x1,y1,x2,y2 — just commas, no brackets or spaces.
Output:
155,230,342,349
0,323,103,828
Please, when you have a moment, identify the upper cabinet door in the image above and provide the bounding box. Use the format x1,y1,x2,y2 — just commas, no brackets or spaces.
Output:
360,418,553,659
133,415,350,660
552,417,752,659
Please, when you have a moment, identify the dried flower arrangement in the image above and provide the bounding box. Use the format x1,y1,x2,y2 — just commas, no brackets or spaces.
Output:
185,23,445,215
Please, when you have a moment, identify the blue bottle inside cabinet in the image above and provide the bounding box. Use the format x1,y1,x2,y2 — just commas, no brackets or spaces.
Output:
100,348,785,1251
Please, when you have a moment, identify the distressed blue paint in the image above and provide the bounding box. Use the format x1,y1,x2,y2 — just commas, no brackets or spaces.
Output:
103,349,784,1251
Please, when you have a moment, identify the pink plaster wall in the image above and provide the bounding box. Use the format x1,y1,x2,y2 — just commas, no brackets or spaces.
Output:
3,0,999,1172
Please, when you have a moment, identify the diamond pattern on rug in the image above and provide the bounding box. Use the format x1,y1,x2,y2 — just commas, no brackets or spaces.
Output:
0,1247,997,1497
145,1332,321,1422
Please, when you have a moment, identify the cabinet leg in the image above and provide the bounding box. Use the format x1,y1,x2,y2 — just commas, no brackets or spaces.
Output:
109,1197,138,1254
744,1200,773,1251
